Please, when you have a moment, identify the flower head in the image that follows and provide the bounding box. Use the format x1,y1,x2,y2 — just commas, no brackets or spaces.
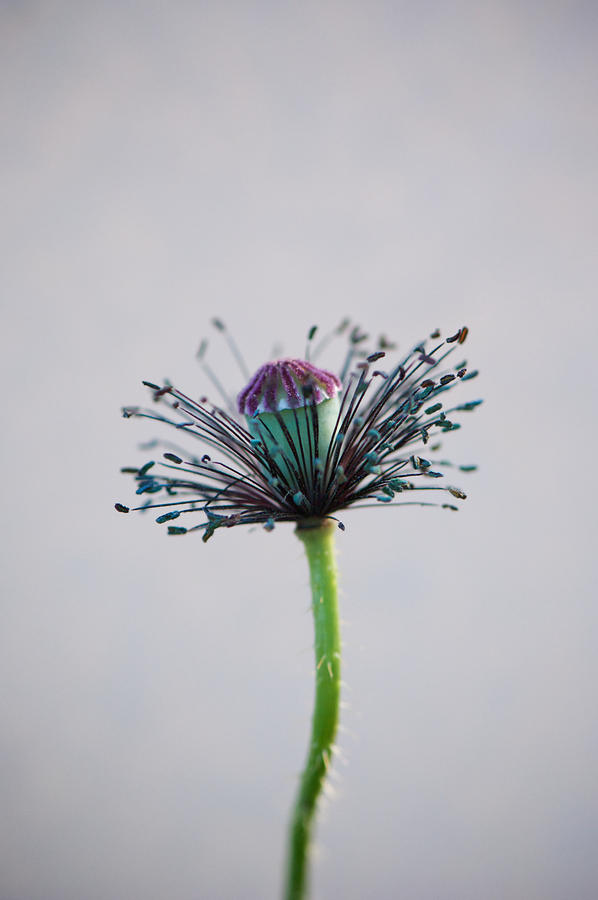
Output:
116,321,481,540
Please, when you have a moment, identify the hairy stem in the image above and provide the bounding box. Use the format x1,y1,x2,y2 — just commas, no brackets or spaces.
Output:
285,519,341,900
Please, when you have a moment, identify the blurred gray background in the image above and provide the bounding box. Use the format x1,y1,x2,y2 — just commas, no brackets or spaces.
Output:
1,1,597,898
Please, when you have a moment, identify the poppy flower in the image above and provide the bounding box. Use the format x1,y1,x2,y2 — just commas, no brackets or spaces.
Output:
116,321,479,540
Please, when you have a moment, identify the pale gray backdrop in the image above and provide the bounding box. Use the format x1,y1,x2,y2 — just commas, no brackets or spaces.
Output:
1,1,597,898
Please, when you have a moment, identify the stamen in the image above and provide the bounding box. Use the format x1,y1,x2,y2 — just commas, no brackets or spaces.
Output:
196,340,236,412
211,318,251,379
119,322,479,537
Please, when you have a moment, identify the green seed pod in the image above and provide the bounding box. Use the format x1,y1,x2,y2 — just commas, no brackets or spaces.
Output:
237,358,341,486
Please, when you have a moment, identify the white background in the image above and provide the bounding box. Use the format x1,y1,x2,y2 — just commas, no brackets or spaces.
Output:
2,2,597,898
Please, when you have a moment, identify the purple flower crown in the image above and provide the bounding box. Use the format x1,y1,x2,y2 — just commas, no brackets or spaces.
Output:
237,358,341,416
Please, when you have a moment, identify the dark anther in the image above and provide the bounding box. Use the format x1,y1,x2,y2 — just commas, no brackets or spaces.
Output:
421,379,435,388
430,329,441,339
308,325,318,340
164,453,183,463
447,326,469,344
156,511,181,524
212,318,225,331
115,503,130,513
367,351,386,363
142,380,161,390
350,326,368,344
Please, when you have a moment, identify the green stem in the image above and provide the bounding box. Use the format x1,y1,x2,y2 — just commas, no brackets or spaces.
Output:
285,519,341,900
